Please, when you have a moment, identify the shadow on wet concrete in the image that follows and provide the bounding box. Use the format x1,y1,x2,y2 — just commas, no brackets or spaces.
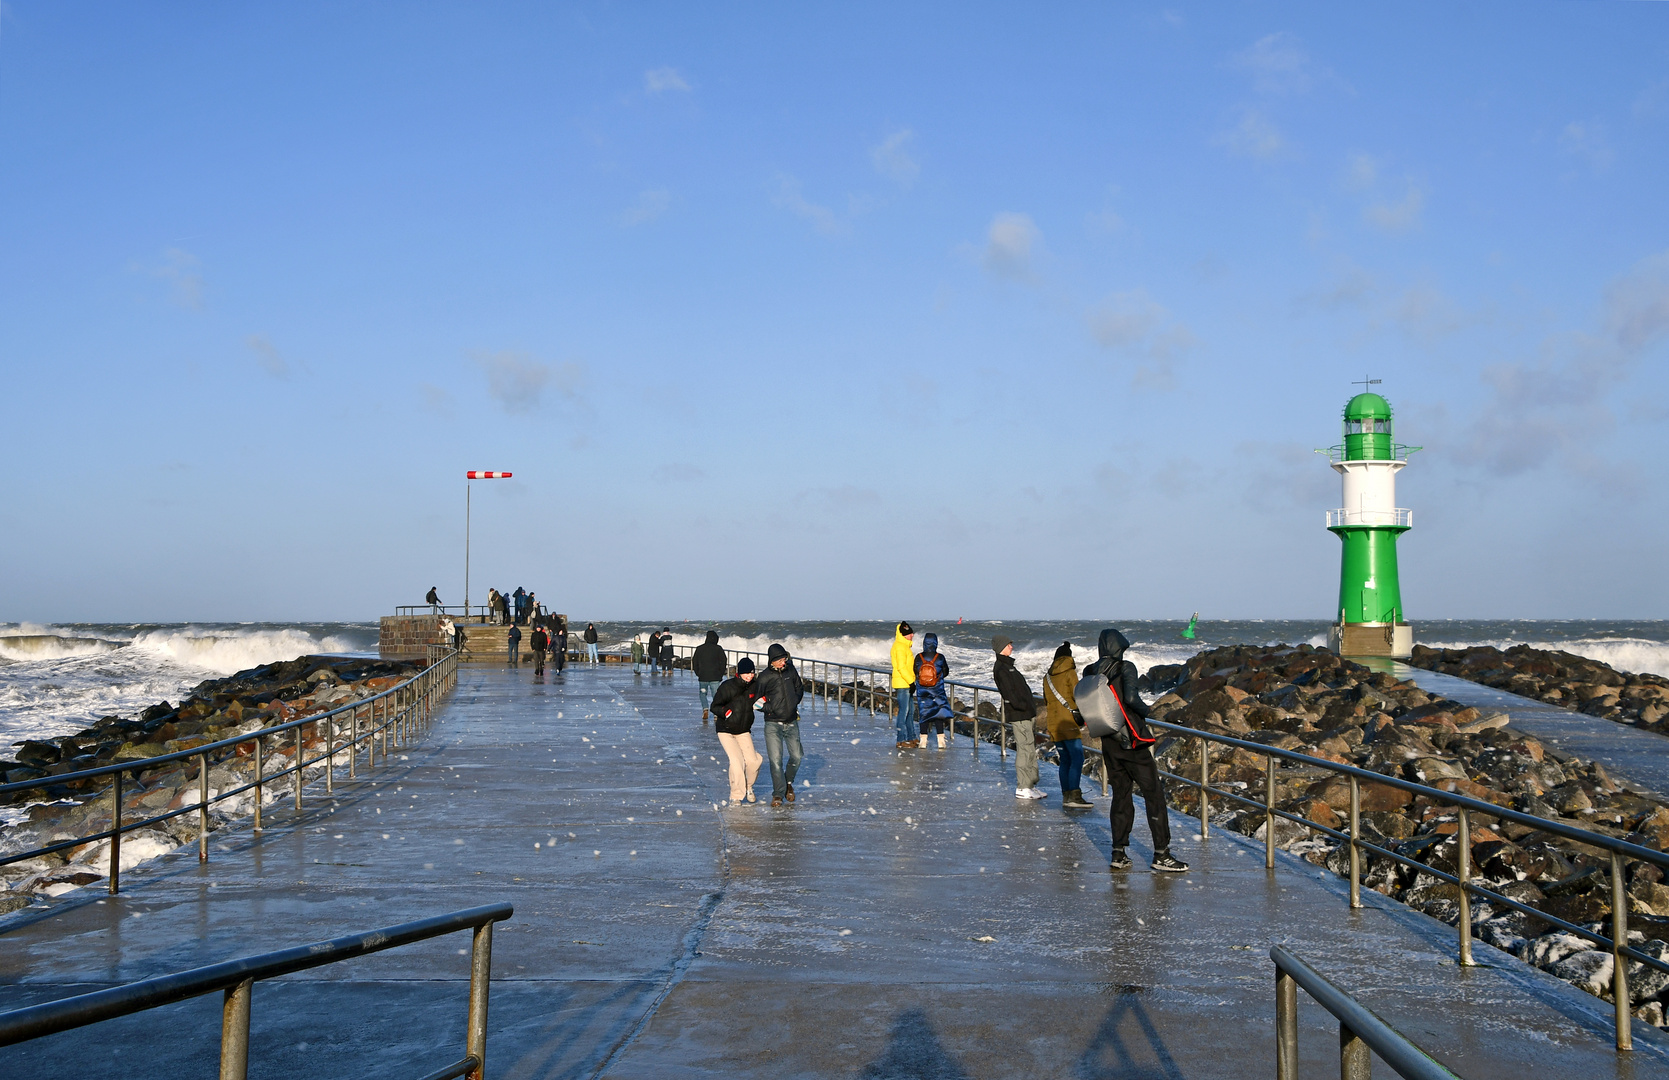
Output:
1074,988,1186,1080
857,1007,974,1080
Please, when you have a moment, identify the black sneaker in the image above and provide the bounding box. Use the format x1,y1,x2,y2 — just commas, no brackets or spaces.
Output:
1109,849,1132,871
1152,850,1189,874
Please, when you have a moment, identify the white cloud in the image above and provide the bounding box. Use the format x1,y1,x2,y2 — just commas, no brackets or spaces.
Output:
473,350,584,414
1558,120,1614,173
870,128,919,187
621,189,671,226
245,334,288,378
1232,31,1312,95
1220,107,1284,159
1365,186,1425,233
135,247,205,309
1088,289,1196,389
769,174,844,236
982,212,1039,279
644,67,690,94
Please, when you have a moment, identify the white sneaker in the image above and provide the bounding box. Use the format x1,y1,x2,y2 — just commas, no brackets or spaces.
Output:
1025,788,1048,800
1015,787,1031,799
937,733,947,749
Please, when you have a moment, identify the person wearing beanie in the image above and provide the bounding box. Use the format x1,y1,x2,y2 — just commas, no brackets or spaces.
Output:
754,643,806,805
993,637,1045,800
710,657,764,804
1044,641,1092,809
890,621,920,749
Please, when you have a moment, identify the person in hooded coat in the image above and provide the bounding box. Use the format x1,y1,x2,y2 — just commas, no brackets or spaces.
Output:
583,622,600,664
692,630,728,721
647,630,663,673
710,657,764,803
658,628,676,672
1043,642,1092,808
913,633,954,749
530,625,548,675
754,643,805,805
889,621,920,749
1093,628,1187,873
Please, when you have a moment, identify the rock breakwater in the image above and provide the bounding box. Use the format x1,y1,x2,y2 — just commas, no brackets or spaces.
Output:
1408,642,1669,733
0,655,422,910
1144,643,1669,1026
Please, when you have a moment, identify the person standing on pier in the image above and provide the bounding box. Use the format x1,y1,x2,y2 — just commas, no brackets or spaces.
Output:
513,587,528,625
1092,628,1187,873
507,623,522,666
756,643,805,806
647,629,663,673
530,624,548,674
426,586,442,614
711,657,764,803
659,629,675,674
631,635,645,673
1044,641,1092,808
914,634,953,750
554,621,568,670
890,622,920,749
692,630,728,721
994,636,1045,800
584,622,600,663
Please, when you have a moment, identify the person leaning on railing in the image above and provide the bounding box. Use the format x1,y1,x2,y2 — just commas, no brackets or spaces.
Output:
1092,628,1188,874
1044,642,1094,809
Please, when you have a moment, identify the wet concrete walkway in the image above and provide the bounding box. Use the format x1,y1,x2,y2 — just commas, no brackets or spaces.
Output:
1395,663,1669,796
1,663,1665,1078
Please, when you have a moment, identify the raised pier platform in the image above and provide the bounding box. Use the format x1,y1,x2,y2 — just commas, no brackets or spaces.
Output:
1,663,1664,1078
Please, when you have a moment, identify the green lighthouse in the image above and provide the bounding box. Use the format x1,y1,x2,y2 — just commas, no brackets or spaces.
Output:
1321,386,1418,658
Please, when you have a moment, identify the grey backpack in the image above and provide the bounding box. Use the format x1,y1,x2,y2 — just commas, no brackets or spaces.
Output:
1074,664,1133,749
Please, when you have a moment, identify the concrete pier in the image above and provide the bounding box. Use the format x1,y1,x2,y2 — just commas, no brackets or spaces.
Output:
2,663,1665,1078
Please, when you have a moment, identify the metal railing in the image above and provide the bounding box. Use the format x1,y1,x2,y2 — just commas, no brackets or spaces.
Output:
395,604,498,621
665,643,1664,1052
1273,946,1458,1080
1326,508,1413,529
0,902,513,1080
0,646,459,896
1317,444,1423,464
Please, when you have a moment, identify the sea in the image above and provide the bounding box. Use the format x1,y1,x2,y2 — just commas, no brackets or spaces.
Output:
3,619,1667,751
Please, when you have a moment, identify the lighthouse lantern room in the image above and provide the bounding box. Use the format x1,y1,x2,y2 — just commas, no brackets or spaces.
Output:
1322,385,1419,658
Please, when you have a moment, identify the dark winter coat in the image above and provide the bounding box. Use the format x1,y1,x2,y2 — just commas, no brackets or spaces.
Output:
1090,628,1153,745
711,676,762,734
659,636,675,663
992,652,1038,722
912,634,954,724
531,629,548,652
755,644,804,722
583,625,599,644
692,631,728,681
508,627,522,646
647,632,662,658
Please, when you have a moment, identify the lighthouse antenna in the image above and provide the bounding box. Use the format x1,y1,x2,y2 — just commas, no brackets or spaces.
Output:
1352,375,1382,392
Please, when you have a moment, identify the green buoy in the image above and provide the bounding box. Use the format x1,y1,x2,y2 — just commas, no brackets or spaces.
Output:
1181,613,1198,640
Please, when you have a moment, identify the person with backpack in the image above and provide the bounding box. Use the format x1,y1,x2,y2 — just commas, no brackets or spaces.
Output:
1044,641,1092,808
913,633,953,749
507,624,522,666
754,643,805,806
1086,628,1187,873
426,586,442,614
530,624,549,674
692,630,728,721
890,621,920,749
993,636,1044,800
711,658,764,803
583,623,600,663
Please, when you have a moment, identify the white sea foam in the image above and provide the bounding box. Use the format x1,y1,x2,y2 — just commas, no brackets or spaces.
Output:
1419,637,1669,678
125,627,364,675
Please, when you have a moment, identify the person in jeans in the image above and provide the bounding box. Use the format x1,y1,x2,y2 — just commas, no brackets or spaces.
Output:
711,658,764,803
426,586,442,614
647,630,662,672
583,623,600,663
890,621,920,749
692,630,728,721
993,635,1044,800
1044,641,1091,808
1093,628,1187,873
754,643,805,806
507,624,522,666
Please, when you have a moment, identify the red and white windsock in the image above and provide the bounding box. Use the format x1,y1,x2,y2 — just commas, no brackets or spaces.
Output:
466,471,512,479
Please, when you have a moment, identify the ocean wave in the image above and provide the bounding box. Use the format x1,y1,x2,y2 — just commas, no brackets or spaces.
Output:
125,627,367,675
1420,636,1669,678
0,633,125,662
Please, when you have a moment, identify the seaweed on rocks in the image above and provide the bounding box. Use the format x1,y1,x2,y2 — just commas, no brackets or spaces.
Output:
1146,642,1669,1028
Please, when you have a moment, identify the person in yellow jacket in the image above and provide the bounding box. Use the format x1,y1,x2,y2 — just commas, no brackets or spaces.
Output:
890,621,921,749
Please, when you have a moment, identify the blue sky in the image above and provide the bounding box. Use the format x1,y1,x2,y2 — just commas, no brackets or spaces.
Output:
2,2,1666,622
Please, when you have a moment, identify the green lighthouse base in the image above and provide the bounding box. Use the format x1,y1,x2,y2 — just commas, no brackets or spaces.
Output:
1328,621,1414,659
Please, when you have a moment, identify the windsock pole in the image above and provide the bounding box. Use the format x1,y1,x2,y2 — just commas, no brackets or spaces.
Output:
465,471,513,617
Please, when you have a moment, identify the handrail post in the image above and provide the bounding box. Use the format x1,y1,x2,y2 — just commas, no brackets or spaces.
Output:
325,713,334,795
1265,755,1276,869
1198,737,1209,838
219,978,253,1080
199,752,210,862
253,737,263,833
465,920,495,1080
1340,1022,1370,1080
1349,775,1362,909
109,770,123,895
349,704,358,779
972,689,979,751
1614,849,1633,1050
294,726,303,811
1275,965,1298,1080
1457,807,1474,966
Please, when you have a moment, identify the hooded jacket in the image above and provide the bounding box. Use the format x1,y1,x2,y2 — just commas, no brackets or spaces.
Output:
1092,628,1153,745
647,631,662,658
992,652,1038,721
531,628,549,652
710,675,762,734
890,625,916,690
1042,652,1081,742
754,643,804,721
913,634,953,723
692,631,728,681
583,624,599,644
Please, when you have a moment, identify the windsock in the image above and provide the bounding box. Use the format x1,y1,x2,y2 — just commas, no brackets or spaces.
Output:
466,471,512,478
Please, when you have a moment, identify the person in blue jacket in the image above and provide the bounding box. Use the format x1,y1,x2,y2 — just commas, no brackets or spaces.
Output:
913,633,954,750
